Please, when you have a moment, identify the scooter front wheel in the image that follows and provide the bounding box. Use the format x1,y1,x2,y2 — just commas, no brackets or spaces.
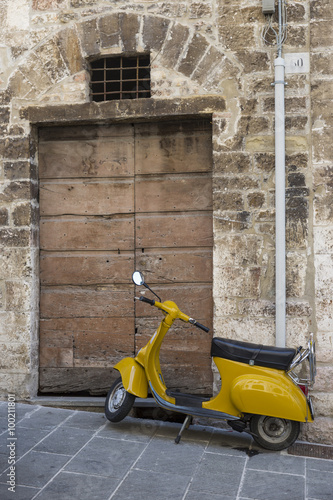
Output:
105,377,135,423
250,415,300,451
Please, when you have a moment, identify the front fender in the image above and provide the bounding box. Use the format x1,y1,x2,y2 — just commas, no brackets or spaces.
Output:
114,358,148,399
231,374,312,422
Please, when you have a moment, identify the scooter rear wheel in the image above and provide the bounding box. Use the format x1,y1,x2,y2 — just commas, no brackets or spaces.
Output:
105,377,135,423
250,415,300,451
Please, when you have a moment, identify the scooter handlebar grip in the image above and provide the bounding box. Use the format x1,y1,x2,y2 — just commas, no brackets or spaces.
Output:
139,296,155,306
195,322,210,333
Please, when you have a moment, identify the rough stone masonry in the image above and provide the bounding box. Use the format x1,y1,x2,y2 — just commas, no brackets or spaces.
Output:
0,0,332,444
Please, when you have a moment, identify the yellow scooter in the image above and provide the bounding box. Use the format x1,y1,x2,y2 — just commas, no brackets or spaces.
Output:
105,271,316,451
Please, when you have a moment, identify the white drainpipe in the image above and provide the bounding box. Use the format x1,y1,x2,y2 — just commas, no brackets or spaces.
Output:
274,55,286,347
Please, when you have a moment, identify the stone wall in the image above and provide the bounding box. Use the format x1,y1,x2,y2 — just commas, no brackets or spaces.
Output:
0,0,332,443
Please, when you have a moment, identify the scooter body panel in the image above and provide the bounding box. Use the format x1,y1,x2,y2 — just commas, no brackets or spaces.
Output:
203,358,312,422
114,358,148,399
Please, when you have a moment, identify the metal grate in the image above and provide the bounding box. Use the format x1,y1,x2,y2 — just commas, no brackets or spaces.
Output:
288,442,333,460
90,55,151,102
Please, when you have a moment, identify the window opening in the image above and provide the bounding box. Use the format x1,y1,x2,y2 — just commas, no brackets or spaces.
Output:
90,55,151,102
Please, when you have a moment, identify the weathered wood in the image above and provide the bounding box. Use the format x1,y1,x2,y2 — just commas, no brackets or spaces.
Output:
135,174,212,213
40,286,134,318
40,251,134,285
40,179,134,216
40,216,134,251
134,248,212,283
135,283,212,319
136,213,213,248
39,139,134,179
38,119,213,394
135,120,212,175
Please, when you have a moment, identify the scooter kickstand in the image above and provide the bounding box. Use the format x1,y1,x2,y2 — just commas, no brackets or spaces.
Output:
175,415,192,444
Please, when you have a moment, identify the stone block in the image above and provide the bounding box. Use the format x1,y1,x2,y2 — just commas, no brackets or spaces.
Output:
57,28,84,75
214,266,261,298
301,416,333,445
213,152,252,174
285,26,307,48
314,227,333,254
286,300,312,317
285,116,308,131
313,127,333,162
177,33,210,77
214,210,252,232
0,248,32,279
213,297,238,317
316,331,333,363
286,252,307,297
245,136,275,152
0,312,31,343
160,23,190,69
214,175,260,192
310,20,333,48
3,161,33,181
286,196,309,249
20,53,53,95
0,208,8,225
0,180,31,203
286,153,308,170
142,15,170,52
213,191,244,211
7,70,37,100
0,343,30,371
310,0,333,20
311,80,333,101
254,153,275,172
238,116,270,135
1,137,30,161
0,228,30,247
214,234,264,267
238,299,275,317
34,37,69,84
213,317,275,345
77,18,100,57
237,51,270,73
315,254,333,299
32,0,65,9
219,24,256,51
315,366,333,392
287,3,306,21
5,281,32,312
311,52,333,75
288,172,306,187
314,192,333,225
13,203,38,226
119,13,141,53
98,13,120,49
311,392,333,417
316,299,333,332
189,2,213,19
247,192,265,208
219,5,261,24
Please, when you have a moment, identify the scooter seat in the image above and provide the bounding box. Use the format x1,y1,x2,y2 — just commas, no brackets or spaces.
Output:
211,337,296,371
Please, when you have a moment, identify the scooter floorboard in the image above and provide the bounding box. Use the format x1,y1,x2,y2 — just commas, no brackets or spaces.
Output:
165,389,210,408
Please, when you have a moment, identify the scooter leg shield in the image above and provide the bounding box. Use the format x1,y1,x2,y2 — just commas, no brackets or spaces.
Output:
114,358,148,399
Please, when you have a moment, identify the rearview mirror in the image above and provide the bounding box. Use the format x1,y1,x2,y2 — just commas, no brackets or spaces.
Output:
132,271,145,286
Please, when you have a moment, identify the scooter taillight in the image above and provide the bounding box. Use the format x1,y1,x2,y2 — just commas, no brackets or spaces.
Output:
298,385,309,396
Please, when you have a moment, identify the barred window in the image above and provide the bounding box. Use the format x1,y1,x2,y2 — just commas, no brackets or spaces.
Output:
90,55,151,102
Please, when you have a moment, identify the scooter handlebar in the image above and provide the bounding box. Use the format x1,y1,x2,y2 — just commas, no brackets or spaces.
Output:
189,318,210,333
139,296,155,306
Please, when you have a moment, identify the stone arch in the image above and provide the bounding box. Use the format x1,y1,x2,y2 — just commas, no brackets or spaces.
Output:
8,12,241,105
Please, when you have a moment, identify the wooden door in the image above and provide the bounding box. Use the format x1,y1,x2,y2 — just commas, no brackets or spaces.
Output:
39,120,213,395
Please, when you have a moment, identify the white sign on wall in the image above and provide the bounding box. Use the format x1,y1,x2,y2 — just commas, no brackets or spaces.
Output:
284,53,310,74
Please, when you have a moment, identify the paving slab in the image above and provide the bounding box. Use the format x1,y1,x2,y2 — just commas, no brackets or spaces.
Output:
0,403,332,500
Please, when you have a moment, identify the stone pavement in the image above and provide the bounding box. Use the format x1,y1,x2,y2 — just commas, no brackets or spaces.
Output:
0,402,332,500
